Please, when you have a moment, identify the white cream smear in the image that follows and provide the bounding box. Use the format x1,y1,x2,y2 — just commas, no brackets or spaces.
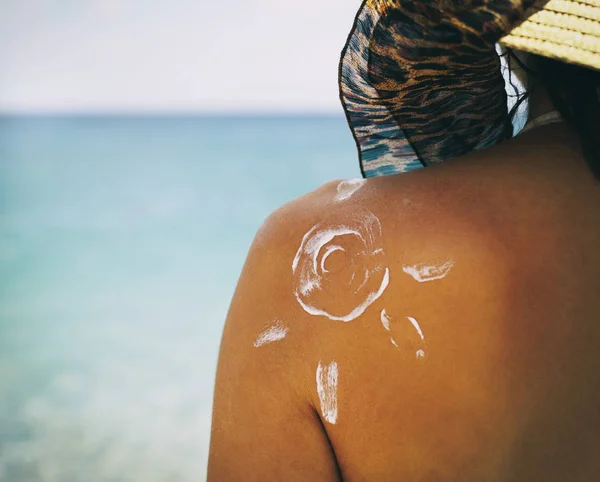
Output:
335,179,366,202
316,360,339,424
320,245,344,273
380,309,392,331
381,309,400,349
253,320,289,348
381,310,427,355
292,208,389,322
408,316,427,359
402,260,455,283
407,316,425,341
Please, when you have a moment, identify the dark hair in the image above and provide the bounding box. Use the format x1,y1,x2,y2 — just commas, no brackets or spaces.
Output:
504,49,600,181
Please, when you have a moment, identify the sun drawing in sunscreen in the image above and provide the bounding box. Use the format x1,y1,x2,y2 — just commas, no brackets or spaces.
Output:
292,207,389,322
316,360,339,424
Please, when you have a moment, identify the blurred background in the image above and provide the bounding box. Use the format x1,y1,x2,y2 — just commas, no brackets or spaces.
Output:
0,1,361,480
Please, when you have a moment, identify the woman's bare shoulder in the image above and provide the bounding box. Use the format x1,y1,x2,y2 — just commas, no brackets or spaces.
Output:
229,168,516,402
209,172,517,480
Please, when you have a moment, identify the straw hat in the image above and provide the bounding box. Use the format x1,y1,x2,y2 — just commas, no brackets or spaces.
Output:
501,0,600,70
339,0,600,177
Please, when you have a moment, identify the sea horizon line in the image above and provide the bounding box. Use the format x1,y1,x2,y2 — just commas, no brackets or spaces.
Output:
0,110,346,120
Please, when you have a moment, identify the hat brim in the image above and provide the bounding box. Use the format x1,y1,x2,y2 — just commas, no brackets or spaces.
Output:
501,0,600,70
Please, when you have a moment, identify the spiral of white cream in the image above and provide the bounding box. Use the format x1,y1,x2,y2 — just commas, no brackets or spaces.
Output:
292,209,389,322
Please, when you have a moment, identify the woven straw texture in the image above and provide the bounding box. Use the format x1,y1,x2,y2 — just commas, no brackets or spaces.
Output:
501,0,600,69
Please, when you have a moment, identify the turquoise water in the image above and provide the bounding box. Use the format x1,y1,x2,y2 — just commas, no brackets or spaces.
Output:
0,115,359,481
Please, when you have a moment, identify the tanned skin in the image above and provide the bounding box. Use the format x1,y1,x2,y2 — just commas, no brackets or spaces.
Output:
209,123,600,481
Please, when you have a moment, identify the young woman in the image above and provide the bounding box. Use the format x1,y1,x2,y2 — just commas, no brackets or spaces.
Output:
209,1,600,480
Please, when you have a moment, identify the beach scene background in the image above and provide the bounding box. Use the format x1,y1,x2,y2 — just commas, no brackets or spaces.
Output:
0,114,357,481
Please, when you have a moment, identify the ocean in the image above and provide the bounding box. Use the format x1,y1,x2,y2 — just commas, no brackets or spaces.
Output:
0,115,359,481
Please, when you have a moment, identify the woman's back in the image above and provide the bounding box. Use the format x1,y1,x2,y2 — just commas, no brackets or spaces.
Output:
314,124,600,480
209,123,600,481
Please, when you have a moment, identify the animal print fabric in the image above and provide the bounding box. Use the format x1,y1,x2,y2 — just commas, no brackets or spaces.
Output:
340,0,541,177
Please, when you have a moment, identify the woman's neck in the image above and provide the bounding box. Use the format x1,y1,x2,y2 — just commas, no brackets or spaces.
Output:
527,83,556,120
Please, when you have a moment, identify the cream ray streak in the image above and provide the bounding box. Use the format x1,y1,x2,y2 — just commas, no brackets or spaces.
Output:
253,320,289,348
407,316,425,341
335,179,366,201
316,361,338,424
292,208,389,322
402,260,455,282
381,309,401,350
381,309,391,331
320,245,344,273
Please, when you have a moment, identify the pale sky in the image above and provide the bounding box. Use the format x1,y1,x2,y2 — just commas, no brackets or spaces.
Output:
0,0,360,113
